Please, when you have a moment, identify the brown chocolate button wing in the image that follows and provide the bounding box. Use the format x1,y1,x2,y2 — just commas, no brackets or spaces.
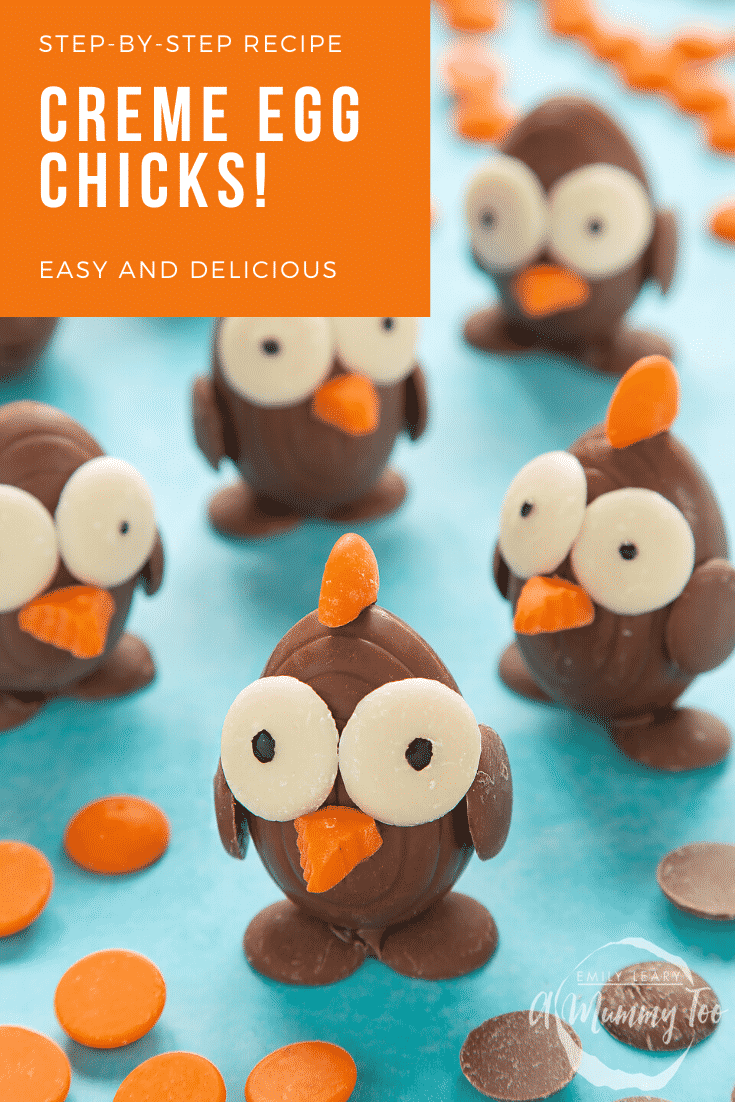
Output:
460,1010,582,1100
213,760,249,859
657,842,735,921
598,961,721,1050
466,724,512,859
665,559,735,674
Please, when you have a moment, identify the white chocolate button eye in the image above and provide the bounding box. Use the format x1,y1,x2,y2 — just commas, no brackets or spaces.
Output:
55,457,157,588
331,318,419,385
218,317,333,407
498,452,587,580
338,679,481,827
570,488,695,616
0,486,59,613
465,156,548,273
221,676,339,822
548,164,654,279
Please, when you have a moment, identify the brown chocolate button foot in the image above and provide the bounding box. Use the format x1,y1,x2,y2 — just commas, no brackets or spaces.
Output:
244,900,366,985
208,482,303,539
582,327,673,377
611,707,731,771
327,469,407,523
498,642,552,703
69,633,156,700
463,307,536,354
0,692,46,732
379,892,498,980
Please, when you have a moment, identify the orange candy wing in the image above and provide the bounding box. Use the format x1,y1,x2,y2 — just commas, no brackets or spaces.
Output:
605,355,680,449
245,1041,357,1102
318,534,379,628
0,840,53,936
295,807,383,893
64,795,170,875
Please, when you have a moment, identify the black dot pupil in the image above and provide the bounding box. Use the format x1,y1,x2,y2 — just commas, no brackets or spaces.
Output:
481,210,496,229
405,737,433,771
119,521,129,535
619,543,638,561
520,501,533,518
261,338,280,355
252,729,276,763
587,217,604,235
381,317,395,331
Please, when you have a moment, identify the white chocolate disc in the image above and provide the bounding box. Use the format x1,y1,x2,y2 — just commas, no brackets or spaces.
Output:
548,163,654,279
498,451,587,579
221,676,339,822
0,486,59,613
466,156,548,273
218,317,333,407
332,317,418,385
55,457,157,588
338,679,481,827
570,488,695,616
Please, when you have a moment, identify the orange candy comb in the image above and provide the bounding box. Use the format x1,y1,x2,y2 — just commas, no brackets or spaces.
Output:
295,807,383,893
311,374,380,437
605,356,680,449
18,586,115,659
514,576,595,635
710,202,735,243
318,534,379,628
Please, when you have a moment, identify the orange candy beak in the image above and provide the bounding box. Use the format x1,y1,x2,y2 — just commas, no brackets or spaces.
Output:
294,806,383,893
511,264,590,318
18,586,116,659
514,575,595,635
311,373,380,436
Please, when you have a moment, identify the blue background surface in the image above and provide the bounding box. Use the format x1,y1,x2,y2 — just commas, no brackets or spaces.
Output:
2,2,735,1099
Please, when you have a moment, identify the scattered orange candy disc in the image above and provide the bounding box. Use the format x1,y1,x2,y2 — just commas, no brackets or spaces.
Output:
64,795,170,875
0,1026,71,1102
114,1051,226,1102
55,949,166,1048
0,840,53,936
711,201,735,243
245,1041,357,1102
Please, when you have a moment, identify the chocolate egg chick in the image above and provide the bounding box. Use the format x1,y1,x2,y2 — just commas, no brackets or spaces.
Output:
0,319,59,378
0,401,164,730
192,317,427,537
464,97,677,375
215,533,512,985
493,357,735,771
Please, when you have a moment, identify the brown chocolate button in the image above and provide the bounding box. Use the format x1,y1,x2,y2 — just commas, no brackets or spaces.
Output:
657,842,735,920
460,1011,581,1099
598,961,721,1051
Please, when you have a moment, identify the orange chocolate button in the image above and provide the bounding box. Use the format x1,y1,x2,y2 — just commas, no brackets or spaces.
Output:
64,795,170,875
54,949,166,1049
0,1026,71,1102
245,1041,357,1102
114,1051,226,1102
0,840,53,937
